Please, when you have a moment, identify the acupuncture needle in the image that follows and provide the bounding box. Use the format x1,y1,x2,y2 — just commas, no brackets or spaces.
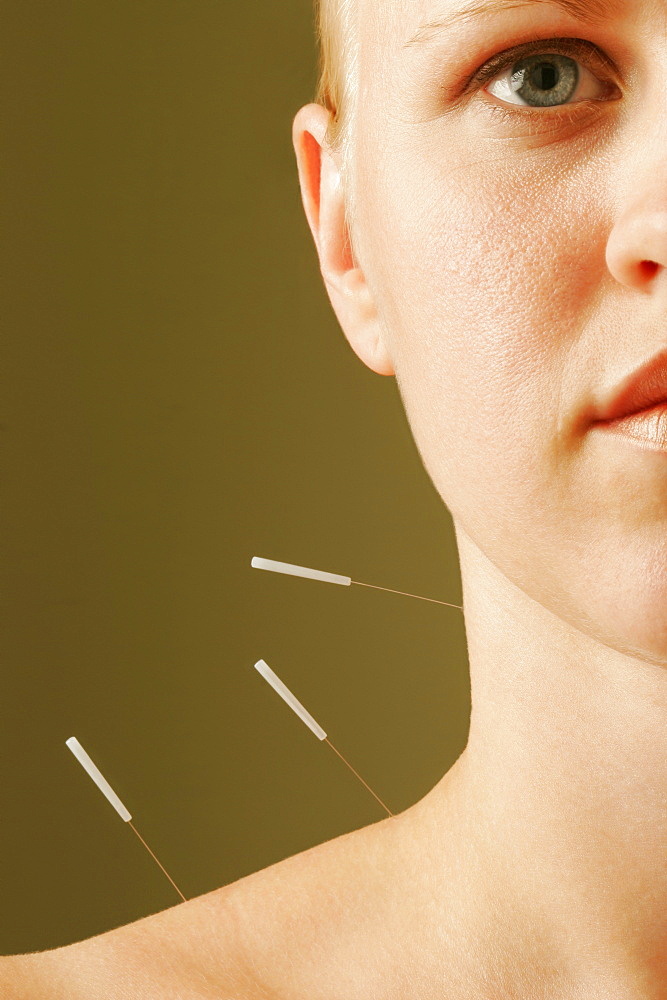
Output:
251,556,463,610
253,659,394,818
65,736,187,902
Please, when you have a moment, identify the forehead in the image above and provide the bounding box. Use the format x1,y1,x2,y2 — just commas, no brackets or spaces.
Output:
359,0,633,58
359,0,427,57
356,0,430,100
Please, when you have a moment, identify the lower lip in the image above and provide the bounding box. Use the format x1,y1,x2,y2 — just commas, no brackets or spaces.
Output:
593,403,667,453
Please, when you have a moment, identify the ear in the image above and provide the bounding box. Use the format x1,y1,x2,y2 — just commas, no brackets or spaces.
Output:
292,103,395,377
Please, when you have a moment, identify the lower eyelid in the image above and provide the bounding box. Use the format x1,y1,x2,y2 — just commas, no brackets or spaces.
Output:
480,99,609,132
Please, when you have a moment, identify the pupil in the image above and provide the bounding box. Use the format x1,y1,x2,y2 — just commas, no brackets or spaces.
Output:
534,62,558,92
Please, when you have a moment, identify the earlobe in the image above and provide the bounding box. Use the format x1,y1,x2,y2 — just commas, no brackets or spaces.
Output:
339,267,395,376
292,103,395,379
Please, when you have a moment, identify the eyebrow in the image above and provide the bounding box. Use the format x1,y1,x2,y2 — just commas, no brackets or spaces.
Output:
403,0,624,47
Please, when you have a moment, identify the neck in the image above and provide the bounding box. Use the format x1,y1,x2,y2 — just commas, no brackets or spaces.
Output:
5,530,666,1000
419,529,667,997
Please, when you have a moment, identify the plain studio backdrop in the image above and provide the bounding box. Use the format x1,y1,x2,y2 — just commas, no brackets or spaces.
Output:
1,1,468,954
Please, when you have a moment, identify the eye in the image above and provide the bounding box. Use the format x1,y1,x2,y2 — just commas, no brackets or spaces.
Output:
471,39,620,113
486,52,606,109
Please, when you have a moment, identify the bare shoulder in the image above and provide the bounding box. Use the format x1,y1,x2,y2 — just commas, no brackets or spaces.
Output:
0,955,38,1000
219,812,402,998
0,813,402,1000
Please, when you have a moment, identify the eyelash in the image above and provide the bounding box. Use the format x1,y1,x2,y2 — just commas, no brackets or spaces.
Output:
466,37,620,121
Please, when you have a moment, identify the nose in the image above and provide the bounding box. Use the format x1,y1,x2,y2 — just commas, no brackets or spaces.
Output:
605,138,667,297
606,208,667,293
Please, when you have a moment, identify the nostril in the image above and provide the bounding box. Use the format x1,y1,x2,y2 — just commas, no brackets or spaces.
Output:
638,260,659,280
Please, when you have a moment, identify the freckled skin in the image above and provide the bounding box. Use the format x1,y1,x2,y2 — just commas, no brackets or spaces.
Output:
3,2,667,997
287,0,667,992
353,1,667,664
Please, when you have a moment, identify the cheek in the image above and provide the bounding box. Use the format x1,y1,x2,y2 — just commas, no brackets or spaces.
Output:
362,145,667,660
369,158,604,526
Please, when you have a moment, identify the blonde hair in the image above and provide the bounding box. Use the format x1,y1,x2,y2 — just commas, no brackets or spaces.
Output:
313,0,360,264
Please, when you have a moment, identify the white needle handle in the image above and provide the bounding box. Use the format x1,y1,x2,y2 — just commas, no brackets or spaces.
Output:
251,556,351,587
253,659,327,740
66,737,132,822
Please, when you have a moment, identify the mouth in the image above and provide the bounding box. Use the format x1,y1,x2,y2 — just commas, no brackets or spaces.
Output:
594,402,667,452
591,347,667,453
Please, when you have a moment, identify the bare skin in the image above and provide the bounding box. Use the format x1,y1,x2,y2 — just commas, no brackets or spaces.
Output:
0,758,524,1000
3,0,667,995
0,764,470,999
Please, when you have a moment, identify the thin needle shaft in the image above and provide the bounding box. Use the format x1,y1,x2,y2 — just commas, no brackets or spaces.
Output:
352,579,463,610
324,737,394,817
253,660,394,818
128,821,187,902
66,737,187,904
251,557,463,610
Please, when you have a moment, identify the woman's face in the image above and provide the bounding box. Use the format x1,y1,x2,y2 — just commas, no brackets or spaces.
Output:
351,0,667,664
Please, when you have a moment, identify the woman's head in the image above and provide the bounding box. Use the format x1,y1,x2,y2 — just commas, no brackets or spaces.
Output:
295,0,667,668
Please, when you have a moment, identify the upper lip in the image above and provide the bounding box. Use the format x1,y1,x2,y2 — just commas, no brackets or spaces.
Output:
594,347,667,424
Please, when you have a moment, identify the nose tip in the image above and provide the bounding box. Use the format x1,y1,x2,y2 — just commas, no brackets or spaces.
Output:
606,205,667,297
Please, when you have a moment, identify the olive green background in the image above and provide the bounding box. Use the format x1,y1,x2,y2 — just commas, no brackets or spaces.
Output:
2,1,469,954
